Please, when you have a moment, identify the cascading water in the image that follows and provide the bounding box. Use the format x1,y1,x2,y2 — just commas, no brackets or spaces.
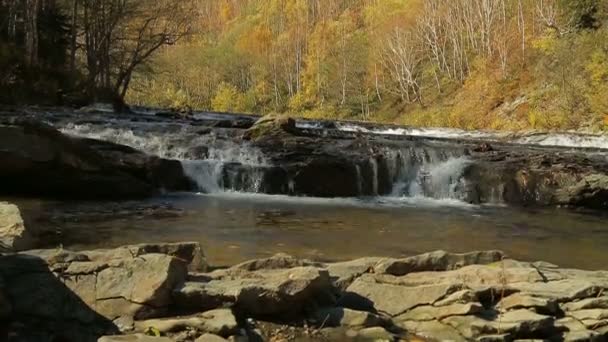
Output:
60,120,475,202
60,123,269,194
407,157,471,200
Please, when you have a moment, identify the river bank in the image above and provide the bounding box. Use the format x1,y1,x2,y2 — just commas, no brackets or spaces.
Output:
2,238,608,341
2,107,608,341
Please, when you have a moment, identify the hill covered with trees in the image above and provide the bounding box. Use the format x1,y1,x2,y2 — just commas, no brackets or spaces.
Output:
127,0,608,131
2,0,608,131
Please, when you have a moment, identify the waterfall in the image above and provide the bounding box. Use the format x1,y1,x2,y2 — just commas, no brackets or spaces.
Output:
407,157,471,200
60,123,269,194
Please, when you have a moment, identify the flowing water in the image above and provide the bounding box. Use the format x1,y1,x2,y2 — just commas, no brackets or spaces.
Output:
33,192,608,270
43,112,608,270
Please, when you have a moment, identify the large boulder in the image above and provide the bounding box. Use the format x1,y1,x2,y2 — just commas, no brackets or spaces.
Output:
0,202,33,252
243,115,298,141
0,119,192,199
174,266,335,317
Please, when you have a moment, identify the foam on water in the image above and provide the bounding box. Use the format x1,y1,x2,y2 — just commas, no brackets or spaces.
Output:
333,122,608,149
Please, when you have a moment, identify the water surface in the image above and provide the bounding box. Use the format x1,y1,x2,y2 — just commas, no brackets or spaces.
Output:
39,193,608,270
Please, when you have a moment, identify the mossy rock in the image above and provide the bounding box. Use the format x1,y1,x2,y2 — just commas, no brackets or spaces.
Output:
243,115,298,141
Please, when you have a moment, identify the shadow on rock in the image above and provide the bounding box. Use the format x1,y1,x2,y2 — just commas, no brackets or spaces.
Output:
0,254,118,342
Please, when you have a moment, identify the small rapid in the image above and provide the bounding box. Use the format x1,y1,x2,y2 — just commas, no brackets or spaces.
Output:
325,122,608,150
60,121,475,203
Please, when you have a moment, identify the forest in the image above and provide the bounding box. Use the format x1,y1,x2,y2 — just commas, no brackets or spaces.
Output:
2,0,608,131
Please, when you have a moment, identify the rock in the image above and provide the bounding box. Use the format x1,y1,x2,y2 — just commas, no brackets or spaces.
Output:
98,334,174,342
434,289,478,307
135,309,238,337
0,284,10,319
374,250,505,276
356,327,394,341
0,202,33,252
325,257,383,289
84,242,207,271
243,115,298,141
512,279,605,302
174,266,334,317
476,335,511,342
114,316,135,333
567,309,608,321
397,320,466,341
195,334,229,342
292,156,362,197
497,293,559,314
312,307,385,328
340,274,460,316
83,254,188,319
562,330,602,342
442,309,554,340
0,120,156,199
562,296,608,312
396,303,483,322
555,174,608,209
231,253,321,271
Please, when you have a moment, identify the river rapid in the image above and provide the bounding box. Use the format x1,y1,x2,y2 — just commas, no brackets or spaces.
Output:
13,106,608,269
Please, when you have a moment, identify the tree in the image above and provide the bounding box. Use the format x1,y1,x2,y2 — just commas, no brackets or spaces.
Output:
80,0,197,110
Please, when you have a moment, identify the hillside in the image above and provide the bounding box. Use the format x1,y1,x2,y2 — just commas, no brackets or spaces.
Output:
125,0,608,131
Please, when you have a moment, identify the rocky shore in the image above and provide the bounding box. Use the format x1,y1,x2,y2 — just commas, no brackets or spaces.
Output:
1,234,608,341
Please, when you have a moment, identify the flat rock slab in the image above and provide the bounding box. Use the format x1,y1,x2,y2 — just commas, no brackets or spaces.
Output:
135,309,238,337
174,266,334,316
341,274,460,316
98,334,174,342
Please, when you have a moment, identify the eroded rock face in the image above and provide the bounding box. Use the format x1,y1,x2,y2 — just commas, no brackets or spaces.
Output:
0,119,192,200
4,247,608,342
0,202,33,252
174,266,335,317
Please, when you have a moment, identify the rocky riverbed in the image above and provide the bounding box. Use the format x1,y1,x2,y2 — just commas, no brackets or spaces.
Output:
2,107,608,341
2,236,608,342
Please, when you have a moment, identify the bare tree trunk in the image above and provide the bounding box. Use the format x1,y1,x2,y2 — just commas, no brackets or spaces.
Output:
69,0,79,74
24,0,40,67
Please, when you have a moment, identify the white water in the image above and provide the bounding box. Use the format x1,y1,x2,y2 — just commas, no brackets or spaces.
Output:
60,123,269,193
334,122,608,150
61,121,475,203
407,157,471,200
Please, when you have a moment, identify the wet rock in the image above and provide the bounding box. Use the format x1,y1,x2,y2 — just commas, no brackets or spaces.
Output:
0,202,33,252
340,274,460,316
292,156,361,197
374,250,504,276
0,119,156,199
312,307,385,328
174,266,334,317
135,309,238,337
555,174,608,209
243,115,298,141
195,333,229,342
98,334,174,342
0,284,10,319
